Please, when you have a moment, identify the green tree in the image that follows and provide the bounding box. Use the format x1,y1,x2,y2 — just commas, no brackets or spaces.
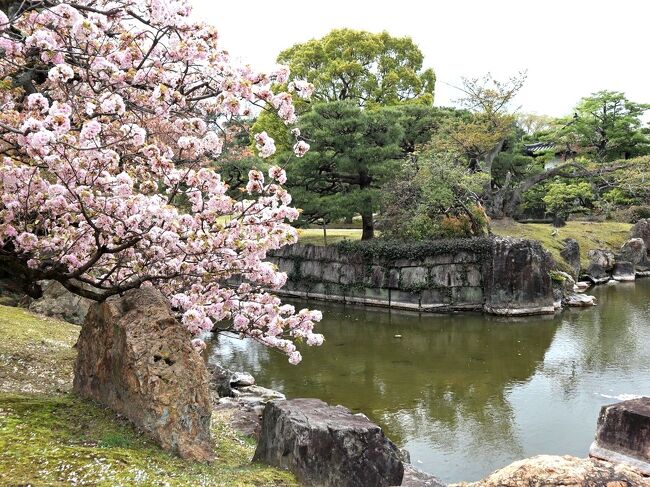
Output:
553,91,650,161
289,101,404,240
543,181,594,226
380,148,490,240
277,29,435,108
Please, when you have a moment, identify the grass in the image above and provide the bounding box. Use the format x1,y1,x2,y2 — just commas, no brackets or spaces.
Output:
296,221,632,273
297,227,363,245
491,219,632,267
0,305,297,486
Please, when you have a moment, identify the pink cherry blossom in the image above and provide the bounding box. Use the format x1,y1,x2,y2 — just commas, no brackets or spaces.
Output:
0,0,322,364
293,140,310,157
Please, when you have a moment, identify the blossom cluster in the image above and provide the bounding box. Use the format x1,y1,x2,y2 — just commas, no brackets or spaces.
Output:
0,0,321,362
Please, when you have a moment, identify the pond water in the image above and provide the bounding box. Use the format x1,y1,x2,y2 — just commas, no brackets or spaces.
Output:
206,279,650,484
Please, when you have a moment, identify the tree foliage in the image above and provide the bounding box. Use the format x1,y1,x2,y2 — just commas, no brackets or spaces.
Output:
0,0,323,362
551,91,650,161
277,29,435,108
380,148,490,240
287,101,403,239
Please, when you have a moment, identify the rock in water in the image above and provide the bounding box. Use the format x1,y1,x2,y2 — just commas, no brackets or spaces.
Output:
590,396,650,476
564,293,596,307
483,238,555,315
620,238,647,267
29,280,92,325
73,287,213,461
612,261,636,282
253,398,404,487
450,455,647,486
585,249,616,284
560,238,581,277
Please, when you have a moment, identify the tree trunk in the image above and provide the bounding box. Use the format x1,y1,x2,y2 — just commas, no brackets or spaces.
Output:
361,210,374,240
552,213,567,228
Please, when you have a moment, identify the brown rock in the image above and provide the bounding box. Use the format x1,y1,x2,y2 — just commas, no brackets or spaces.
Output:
590,397,650,476
451,455,648,486
73,287,213,461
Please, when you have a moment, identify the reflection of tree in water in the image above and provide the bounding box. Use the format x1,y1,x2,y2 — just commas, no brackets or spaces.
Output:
206,300,559,454
539,280,650,400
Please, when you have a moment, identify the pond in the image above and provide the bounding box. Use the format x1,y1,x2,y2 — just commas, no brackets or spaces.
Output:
206,278,650,484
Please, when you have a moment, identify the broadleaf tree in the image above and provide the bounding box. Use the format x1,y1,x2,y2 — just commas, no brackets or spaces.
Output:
277,28,436,108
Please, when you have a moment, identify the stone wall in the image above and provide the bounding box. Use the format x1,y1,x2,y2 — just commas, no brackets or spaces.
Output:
268,237,555,316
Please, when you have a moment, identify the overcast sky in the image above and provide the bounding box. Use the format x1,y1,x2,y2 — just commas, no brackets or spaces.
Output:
193,0,649,118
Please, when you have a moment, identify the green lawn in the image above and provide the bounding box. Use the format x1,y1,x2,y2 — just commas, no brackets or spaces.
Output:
0,305,296,486
296,220,632,272
490,220,632,266
297,227,364,245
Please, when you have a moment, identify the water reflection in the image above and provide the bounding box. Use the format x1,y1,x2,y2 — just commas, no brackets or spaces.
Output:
206,279,650,483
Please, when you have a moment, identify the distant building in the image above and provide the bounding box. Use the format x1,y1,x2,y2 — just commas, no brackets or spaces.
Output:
523,142,576,169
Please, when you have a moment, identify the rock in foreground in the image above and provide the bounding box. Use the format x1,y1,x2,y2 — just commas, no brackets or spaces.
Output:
451,455,647,486
590,396,650,476
254,398,404,487
73,287,213,461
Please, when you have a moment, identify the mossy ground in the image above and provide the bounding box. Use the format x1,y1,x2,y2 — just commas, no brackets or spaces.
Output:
0,305,296,486
298,221,632,272
491,220,632,267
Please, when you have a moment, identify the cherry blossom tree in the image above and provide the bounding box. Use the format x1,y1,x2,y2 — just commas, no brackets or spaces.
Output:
0,0,322,364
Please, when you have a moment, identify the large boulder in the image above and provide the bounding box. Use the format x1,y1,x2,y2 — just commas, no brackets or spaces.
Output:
590,396,650,475
631,218,650,252
73,287,213,461
584,249,615,284
612,261,636,282
450,455,647,486
620,238,647,266
253,398,404,487
483,238,555,315
560,238,581,277
29,280,92,324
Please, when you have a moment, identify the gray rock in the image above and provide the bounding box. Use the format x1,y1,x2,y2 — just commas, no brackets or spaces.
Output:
235,385,286,405
29,280,92,325
73,287,213,461
589,396,650,475
253,398,404,487
231,371,255,387
620,238,647,267
401,464,446,487
401,267,428,288
483,238,555,315
574,281,592,293
612,261,636,282
564,293,596,307
584,249,615,284
560,238,581,277
630,218,650,253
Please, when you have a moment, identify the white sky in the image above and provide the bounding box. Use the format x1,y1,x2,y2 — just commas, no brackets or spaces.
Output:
192,0,649,118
